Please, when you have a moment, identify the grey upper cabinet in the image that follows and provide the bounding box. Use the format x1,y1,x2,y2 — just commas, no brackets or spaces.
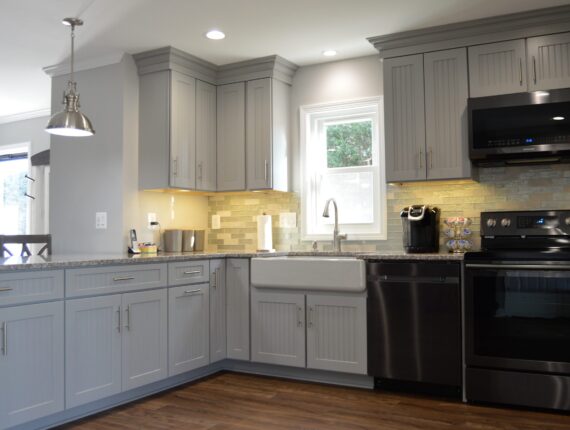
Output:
217,82,246,191
245,78,290,191
528,32,570,91
383,54,426,182
196,80,217,191
384,50,473,182
424,48,471,180
468,40,527,97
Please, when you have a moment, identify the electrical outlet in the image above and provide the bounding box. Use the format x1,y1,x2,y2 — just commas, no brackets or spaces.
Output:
212,214,221,230
147,212,157,229
95,212,107,229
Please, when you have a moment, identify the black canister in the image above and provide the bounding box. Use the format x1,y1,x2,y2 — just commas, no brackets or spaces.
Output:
400,205,440,253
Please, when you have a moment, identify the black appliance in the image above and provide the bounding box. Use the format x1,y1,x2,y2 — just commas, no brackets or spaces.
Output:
400,205,440,253
468,88,570,166
464,209,570,411
367,261,461,392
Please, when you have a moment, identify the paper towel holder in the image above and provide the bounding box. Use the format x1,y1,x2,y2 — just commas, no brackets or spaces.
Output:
257,212,275,253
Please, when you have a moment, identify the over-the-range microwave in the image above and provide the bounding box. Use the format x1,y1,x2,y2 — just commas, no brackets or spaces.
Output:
468,88,570,166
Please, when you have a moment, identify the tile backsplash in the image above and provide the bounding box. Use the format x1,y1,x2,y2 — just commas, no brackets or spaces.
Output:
207,164,570,252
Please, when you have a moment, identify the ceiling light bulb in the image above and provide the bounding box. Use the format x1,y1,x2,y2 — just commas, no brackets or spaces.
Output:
323,50,337,57
206,30,225,40
553,116,565,121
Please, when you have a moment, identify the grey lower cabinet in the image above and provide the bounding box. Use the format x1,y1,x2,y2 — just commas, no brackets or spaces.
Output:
0,301,64,428
468,32,570,96
65,289,168,408
168,284,210,376
226,259,250,360
383,48,471,182
209,259,227,363
250,288,367,375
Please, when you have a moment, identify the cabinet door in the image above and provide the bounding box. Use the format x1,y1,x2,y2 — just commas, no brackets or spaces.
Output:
251,289,305,367
246,78,272,190
226,259,250,360
383,54,426,182
306,293,367,375
424,48,471,180
196,80,217,191
217,83,246,191
168,284,210,376
468,40,527,97
170,71,196,189
65,295,122,408
528,32,570,91
0,302,64,428
210,259,227,363
122,289,168,390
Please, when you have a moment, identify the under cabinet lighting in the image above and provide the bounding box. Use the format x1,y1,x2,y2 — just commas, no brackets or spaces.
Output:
553,116,565,121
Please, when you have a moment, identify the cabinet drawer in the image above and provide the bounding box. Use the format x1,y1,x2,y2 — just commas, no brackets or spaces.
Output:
0,270,64,307
168,261,209,286
66,263,168,297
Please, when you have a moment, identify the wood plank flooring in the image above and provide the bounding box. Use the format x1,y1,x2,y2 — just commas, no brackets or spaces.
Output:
61,372,570,429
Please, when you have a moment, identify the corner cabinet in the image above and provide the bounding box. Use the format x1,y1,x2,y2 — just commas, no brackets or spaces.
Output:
139,70,216,191
384,49,471,182
0,302,64,428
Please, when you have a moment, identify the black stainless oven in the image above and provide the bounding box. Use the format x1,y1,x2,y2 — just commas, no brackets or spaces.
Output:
464,210,570,411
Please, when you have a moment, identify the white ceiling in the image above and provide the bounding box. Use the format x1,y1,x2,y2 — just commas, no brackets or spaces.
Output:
2,0,570,119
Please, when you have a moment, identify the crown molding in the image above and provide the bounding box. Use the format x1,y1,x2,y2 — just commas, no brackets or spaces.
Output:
368,5,570,58
43,52,126,77
0,108,51,125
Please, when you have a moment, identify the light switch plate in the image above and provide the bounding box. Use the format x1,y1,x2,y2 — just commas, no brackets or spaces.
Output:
95,212,107,229
279,212,297,228
212,214,221,230
147,212,157,229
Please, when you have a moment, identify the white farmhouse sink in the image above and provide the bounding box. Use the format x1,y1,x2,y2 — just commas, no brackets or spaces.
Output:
251,256,366,292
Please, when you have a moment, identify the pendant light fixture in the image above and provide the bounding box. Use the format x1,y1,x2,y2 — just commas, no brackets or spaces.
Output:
46,18,95,137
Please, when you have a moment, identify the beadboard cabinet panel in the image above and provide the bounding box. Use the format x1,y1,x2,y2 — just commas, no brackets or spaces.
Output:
383,54,426,182
468,40,527,97
528,32,570,91
217,83,246,191
424,48,471,180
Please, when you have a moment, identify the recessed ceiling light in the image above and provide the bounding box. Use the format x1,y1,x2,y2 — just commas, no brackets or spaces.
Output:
206,29,225,40
553,116,565,121
323,50,337,57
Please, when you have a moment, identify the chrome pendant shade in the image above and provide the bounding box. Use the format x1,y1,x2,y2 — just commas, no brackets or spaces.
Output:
46,17,95,137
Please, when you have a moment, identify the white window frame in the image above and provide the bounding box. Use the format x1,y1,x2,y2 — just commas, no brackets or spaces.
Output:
300,97,386,241
0,142,31,235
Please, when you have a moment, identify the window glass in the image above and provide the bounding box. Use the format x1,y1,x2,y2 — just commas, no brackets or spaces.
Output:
0,153,28,235
326,120,372,168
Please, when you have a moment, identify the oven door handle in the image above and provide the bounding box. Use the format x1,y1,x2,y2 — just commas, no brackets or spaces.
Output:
465,263,570,270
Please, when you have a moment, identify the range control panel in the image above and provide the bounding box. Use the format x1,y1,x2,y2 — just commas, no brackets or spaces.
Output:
481,210,570,237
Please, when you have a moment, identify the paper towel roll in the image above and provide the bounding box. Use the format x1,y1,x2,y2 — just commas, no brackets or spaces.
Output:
256,214,274,252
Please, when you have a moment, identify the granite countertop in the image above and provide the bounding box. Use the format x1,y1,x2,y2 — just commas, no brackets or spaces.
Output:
0,250,465,271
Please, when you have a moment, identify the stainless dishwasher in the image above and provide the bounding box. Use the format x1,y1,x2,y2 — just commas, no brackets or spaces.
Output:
367,261,461,390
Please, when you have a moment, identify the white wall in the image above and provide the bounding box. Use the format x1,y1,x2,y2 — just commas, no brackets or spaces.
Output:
0,116,50,156
290,55,382,192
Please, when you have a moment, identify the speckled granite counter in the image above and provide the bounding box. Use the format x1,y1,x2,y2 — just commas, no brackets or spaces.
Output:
0,250,464,271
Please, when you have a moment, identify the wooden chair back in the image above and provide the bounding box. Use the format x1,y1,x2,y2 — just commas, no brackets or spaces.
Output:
0,234,52,258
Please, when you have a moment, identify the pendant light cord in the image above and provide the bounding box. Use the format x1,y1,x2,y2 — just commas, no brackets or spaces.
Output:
70,23,75,86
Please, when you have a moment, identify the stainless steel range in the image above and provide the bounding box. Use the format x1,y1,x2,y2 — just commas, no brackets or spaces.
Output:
464,210,570,411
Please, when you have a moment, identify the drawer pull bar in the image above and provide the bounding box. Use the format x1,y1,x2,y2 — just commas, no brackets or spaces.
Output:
184,289,202,295
2,322,7,356
125,305,131,330
0,287,13,292
183,270,202,275
113,276,135,282
116,307,121,333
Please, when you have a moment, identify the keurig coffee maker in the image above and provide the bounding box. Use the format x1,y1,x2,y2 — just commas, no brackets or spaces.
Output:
401,205,440,253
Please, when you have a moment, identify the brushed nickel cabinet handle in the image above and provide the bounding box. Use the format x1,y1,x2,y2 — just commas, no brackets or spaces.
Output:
183,270,202,275
297,306,303,328
116,307,121,333
172,158,178,176
0,287,13,292
2,322,7,355
184,289,202,295
519,58,523,86
429,148,433,169
308,306,314,328
211,270,217,288
198,162,203,182
264,160,268,183
125,305,131,331
419,149,423,169
113,276,135,282
532,56,537,84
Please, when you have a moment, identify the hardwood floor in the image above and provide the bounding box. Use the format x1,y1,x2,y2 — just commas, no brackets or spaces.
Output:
61,372,570,429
